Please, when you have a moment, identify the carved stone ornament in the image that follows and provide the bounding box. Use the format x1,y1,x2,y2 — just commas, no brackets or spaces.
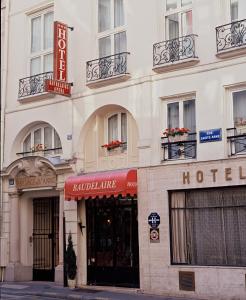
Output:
15,157,57,190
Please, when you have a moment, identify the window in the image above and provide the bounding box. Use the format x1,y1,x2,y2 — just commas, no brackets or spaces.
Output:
107,112,127,149
230,0,246,22
30,10,54,75
22,125,62,156
165,0,192,40
98,0,126,57
167,98,196,134
170,188,246,266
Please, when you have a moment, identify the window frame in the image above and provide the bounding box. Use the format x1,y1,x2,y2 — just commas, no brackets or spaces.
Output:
164,0,193,40
28,8,54,76
22,124,62,156
105,111,128,147
97,0,126,57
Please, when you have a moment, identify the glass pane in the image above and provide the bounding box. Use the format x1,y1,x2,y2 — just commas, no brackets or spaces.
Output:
183,99,196,133
114,31,126,53
108,114,118,141
54,130,62,149
99,36,111,57
231,0,238,21
34,128,42,145
233,91,246,126
30,57,41,76
44,127,52,149
114,0,124,27
23,133,31,153
166,13,179,39
121,113,127,144
167,102,179,128
181,10,192,35
44,54,53,72
98,0,111,32
44,12,53,49
166,0,177,11
31,16,41,53
182,0,192,6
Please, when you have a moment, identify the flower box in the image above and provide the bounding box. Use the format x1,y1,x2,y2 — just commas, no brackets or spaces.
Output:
101,140,125,151
163,128,190,143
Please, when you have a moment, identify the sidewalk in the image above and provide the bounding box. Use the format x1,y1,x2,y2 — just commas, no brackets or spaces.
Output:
0,281,200,300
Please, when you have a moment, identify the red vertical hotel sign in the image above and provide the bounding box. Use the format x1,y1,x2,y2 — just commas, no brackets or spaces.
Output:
54,21,67,82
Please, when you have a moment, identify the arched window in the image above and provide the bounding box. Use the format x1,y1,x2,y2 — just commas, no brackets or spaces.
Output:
22,125,62,156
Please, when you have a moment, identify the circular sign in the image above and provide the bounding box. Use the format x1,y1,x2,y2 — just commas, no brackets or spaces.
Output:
148,212,160,228
150,228,159,242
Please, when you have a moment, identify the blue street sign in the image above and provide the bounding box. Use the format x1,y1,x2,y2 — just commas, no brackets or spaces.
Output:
199,128,222,143
148,212,160,228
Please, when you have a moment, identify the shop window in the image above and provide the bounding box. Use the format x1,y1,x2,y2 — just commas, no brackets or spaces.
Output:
30,10,53,75
107,112,127,150
22,125,62,156
170,188,246,266
98,0,126,57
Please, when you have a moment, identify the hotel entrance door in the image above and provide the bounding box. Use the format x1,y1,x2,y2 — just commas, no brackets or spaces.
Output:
86,197,139,287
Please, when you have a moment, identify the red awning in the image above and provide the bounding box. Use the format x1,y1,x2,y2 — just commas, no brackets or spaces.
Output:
64,169,137,200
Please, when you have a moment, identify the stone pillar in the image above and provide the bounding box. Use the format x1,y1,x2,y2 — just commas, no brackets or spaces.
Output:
55,189,64,283
5,191,22,281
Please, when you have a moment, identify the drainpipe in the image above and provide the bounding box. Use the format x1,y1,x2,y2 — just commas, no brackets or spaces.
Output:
0,0,10,281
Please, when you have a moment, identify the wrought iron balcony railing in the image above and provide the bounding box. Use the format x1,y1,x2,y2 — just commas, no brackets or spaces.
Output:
153,34,198,67
227,128,246,156
18,71,53,98
216,19,246,52
86,52,130,83
161,132,197,161
16,147,62,157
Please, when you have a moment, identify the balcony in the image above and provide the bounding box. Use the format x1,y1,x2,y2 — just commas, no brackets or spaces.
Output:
18,71,53,100
227,128,246,156
216,19,246,58
153,34,199,73
161,132,197,161
86,52,130,88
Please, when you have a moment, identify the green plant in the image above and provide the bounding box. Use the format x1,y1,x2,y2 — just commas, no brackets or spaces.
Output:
65,232,77,280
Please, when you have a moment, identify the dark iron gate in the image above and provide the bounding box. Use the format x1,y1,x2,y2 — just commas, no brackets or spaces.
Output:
86,197,139,287
33,197,59,281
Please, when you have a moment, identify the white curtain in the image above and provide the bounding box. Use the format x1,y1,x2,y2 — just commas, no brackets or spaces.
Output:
114,31,126,53
231,0,246,21
54,129,62,154
98,0,111,32
166,13,179,39
34,129,41,145
44,127,52,149
233,90,246,125
121,113,127,143
183,99,196,133
30,57,41,75
166,0,177,11
44,12,53,50
108,114,118,141
31,16,41,53
44,53,53,72
114,0,124,27
167,102,179,128
23,133,31,153
99,36,111,57
181,10,192,36
182,0,192,6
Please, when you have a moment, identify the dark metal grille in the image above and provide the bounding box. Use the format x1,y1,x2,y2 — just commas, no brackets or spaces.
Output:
227,128,246,156
16,147,62,157
33,197,59,281
18,71,53,98
161,132,197,161
86,52,130,83
179,271,195,291
153,34,198,66
216,19,246,52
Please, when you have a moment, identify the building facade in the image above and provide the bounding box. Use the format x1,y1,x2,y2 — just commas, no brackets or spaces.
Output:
0,0,245,299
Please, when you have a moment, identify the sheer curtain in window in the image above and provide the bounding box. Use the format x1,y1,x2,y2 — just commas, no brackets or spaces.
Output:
114,31,126,53
44,54,53,72
166,13,179,40
31,16,41,53
121,113,127,149
99,36,111,58
183,99,196,132
167,102,179,128
23,133,31,154
44,12,53,49
233,90,246,125
231,0,246,21
30,57,41,76
108,114,118,141
114,0,124,27
54,130,62,154
98,0,111,32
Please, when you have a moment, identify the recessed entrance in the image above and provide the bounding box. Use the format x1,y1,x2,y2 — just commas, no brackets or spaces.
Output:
86,197,139,287
33,197,59,281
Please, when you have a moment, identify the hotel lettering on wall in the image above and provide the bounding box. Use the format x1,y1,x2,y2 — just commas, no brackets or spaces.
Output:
182,166,246,184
